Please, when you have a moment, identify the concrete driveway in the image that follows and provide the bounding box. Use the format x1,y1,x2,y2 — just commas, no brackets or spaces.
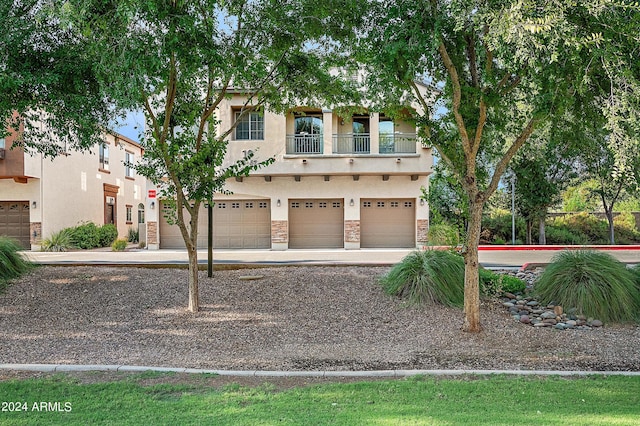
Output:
23,245,640,269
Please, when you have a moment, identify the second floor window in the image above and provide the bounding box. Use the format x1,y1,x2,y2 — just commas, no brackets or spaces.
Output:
235,111,264,140
99,143,109,170
125,152,134,177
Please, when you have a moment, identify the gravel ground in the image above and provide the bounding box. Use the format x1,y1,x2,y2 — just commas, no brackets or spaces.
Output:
1,265,640,373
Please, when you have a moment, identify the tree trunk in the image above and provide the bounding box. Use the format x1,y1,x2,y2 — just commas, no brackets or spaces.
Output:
606,210,615,245
526,220,532,245
187,243,199,312
462,199,483,333
538,217,546,245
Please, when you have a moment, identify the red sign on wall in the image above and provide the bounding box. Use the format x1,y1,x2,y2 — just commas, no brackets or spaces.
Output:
148,189,157,199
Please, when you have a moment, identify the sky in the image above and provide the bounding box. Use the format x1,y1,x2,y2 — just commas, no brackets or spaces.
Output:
112,110,145,143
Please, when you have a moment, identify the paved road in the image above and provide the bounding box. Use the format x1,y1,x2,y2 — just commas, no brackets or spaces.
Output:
23,246,640,269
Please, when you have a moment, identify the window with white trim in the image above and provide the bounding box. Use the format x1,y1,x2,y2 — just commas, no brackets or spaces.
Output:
125,151,135,177
235,111,264,140
99,142,109,170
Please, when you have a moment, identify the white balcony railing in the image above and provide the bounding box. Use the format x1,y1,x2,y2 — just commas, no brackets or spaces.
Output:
286,134,323,154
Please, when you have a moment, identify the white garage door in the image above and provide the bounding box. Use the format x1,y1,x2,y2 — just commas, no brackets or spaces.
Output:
360,199,415,248
159,200,270,249
289,199,344,249
0,201,30,249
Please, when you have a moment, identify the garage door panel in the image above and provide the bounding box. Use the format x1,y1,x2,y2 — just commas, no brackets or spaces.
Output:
159,200,270,249
0,201,30,249
361,199,415,248
289,199,343,249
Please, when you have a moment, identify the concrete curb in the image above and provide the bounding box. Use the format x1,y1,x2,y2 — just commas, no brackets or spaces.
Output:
2,364,640,377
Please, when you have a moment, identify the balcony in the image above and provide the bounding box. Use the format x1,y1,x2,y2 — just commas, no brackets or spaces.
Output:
333,134,370,154
380,133,417,153
286,134,322,154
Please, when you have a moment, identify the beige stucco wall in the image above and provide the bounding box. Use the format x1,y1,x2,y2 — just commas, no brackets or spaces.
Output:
217,94,431,173
150,93,433,250
1,132,144,247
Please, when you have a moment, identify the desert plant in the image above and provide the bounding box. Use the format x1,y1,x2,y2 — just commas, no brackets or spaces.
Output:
380,249,464,307
99,224,119,247
69,222,101,249
127,227,139,243
40,228,75,252
534,250,640,323
111,238,128,251
479,268,526,297
0,236,32,286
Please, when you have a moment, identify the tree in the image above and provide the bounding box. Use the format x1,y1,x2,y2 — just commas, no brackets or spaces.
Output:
72,0,361,312
427,159,469,236
358,1,640,331
0,1,114,156
512,121,580,244
577,126,640,245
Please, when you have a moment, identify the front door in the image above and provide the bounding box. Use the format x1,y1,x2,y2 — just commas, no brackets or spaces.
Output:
103,183,119,226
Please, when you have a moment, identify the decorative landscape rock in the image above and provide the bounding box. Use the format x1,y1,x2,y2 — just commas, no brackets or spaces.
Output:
496,268,604,331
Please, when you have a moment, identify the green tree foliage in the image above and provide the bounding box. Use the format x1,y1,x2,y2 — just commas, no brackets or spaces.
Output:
512,123,580,244
577,133,640,244
358,1,640,331
562,181,601,213
0,1,114,156
69,0,362,311
427,160,468,234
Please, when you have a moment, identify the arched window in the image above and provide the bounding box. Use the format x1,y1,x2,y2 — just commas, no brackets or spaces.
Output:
137,203,145,224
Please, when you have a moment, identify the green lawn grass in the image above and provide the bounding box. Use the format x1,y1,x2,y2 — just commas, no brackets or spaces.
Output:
1,373,639,425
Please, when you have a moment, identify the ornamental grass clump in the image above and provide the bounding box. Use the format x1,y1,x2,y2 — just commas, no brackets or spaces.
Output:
0,237,32,287
534,250,640,323
40,228,75,252
381,250,464,307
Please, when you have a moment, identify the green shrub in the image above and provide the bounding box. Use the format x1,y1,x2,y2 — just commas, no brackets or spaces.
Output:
427,223,460,246
0,237,32,287
543,226,589,245
481,210,526,244
548,213,608,244
380,250,464,307
69,222,101,249
127,227,140,243
111,238,128,251
99,224,119,247
534,250,640,323
612,212,640,244
40,228,75,252
479,268,526,297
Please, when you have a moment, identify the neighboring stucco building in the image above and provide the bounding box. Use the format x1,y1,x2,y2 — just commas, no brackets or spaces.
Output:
147,91,433,250
0,121,145,250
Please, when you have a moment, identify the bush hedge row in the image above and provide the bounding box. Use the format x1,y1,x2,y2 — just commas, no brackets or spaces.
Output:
479,211,640,245
41,222,119,252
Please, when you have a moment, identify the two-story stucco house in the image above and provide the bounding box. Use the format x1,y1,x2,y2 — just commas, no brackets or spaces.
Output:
146,89,433,250
0,120,145,250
